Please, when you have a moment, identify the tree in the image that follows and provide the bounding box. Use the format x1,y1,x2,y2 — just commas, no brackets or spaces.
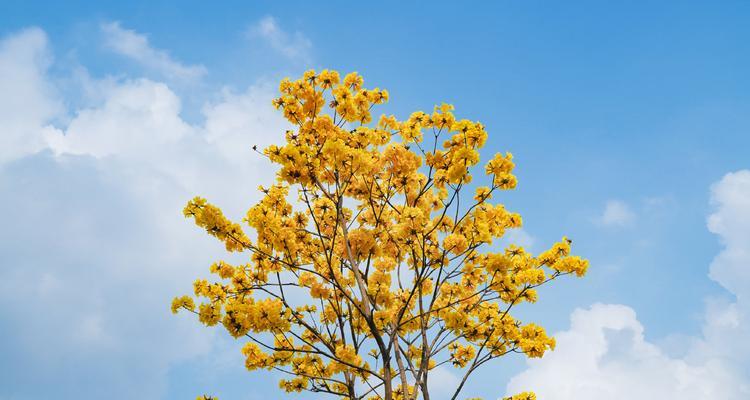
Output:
172,69,588,400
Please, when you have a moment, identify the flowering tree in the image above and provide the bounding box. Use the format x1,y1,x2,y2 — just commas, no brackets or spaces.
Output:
172,69,588,400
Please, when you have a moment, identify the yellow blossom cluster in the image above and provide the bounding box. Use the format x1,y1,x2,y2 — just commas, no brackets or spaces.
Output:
502,392,536,400
173,69,588,400
448,342,476,367
183,197,250,252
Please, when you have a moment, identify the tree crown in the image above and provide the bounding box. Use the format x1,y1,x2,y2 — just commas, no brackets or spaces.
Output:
173,69,588,400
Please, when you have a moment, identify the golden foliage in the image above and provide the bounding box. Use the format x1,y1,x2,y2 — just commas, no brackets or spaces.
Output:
173,69,588,400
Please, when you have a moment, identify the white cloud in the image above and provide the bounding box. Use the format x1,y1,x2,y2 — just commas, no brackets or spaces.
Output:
46,78,192,158
0,25,292,399
0,153,217,398
506,171,750,399
707,170,750,301
506,304,744,399
46,79,290,216
202,84,290,164
248,16,312,62
595,199,635,228
101,21,207,82
691,170,750,363
428,366,461,398
0,27,62,163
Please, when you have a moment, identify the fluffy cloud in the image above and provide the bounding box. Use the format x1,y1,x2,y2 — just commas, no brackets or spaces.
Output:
101,21,207,82
0,154,215,399
506,304,742,399
693,170,750,364
506,171,750,399
427,366,461,398
707,170,750,302
47,74,289,217
247,16,312,62
595,199,635,228
46,79,192,158
0,28,62,163
0,25,289,399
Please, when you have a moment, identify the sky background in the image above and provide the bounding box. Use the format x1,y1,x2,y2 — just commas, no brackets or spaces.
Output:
1,1,749,399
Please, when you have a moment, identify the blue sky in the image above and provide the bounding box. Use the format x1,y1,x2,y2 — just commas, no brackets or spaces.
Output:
1,1,749,399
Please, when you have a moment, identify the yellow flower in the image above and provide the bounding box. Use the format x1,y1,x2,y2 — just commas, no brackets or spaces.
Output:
343,71,364,90
474,186,492,202
448,343,476,368
170,295,195,314
318,69,340,88
503,392,536,400
175,69,589,400
198,303,221,326
485,152,515,175
443,233,469,254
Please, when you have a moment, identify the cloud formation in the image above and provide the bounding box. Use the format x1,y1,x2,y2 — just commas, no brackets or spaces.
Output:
507,171,750,399
0,27,61,163
707,170,750,302
101,21,207,82
506,303,742,399
595,199,635,228
247,16,312,62
0,25,289,399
